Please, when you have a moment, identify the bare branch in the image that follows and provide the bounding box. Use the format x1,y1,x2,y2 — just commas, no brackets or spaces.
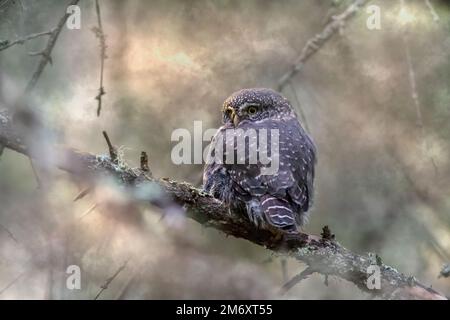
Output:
280,258,288,283
0,29,55,51
73,187,92,202
0,271,26,296
102,130,118,163
92,0,107,117
0,223,18,243
280,266,315,295
94,259,129,300
277,0,368,92
399,0,438,174
24,0,80,95
424,0,439,22
79,203,98,220
0,109,446,300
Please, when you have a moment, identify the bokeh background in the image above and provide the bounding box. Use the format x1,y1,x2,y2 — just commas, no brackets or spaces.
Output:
0,0,449,299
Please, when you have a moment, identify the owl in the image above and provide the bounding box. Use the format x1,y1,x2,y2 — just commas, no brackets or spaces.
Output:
203,88,316,233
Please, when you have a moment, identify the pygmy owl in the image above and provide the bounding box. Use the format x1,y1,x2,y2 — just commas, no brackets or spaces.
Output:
203,88,316,233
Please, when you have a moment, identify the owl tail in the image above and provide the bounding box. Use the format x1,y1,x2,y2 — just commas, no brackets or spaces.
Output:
260,195,297,231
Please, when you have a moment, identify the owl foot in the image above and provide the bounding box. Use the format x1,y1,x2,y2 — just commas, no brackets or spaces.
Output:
246,201,265,228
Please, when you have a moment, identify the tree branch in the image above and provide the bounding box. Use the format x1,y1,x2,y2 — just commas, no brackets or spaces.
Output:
23,0,80,95
0,29,55,51
94,259,129,300
277,0,368,92
280,266,315,295
424,0,439,22
92,0,107,117
0,108,446,300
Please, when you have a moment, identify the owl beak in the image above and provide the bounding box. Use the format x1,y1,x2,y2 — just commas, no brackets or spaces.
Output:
231,111,240,127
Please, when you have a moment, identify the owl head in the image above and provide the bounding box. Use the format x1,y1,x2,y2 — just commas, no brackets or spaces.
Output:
222,88,295,126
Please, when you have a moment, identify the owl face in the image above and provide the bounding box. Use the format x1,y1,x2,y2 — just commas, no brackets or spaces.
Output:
222,88,295,126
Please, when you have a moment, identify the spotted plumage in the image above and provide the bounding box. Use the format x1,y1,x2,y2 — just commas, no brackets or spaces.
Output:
203,88,316,233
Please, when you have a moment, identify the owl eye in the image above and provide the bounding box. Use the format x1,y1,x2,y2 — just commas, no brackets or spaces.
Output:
247,106,257,115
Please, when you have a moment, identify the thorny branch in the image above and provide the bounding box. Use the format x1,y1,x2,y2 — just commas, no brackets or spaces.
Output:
0,109,446,300
0,29,55,51
92,0,107,117
276,0,368,92
24,0,80,95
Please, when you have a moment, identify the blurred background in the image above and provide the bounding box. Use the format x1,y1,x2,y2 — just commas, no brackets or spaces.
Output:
0,0,449,299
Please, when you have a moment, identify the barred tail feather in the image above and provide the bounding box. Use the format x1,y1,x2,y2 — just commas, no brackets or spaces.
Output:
260,196,296,230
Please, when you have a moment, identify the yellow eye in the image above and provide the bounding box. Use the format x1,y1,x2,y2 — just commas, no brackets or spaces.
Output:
248,106,257,115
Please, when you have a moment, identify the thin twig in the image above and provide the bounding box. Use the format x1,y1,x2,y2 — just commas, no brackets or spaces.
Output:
92,0,107,117
94,259,129,300
399,0,438,175
277,0,368,91
288,82,310,133
73,187,92,202
280,267,315,295
0,29,55,51
115,269,140,300
102,130,118,163
280,258,288,283
23,0,80,95
424,0,439,22
79,203,98,220
28,158,42,188
0,223,19,243
0,271,26,296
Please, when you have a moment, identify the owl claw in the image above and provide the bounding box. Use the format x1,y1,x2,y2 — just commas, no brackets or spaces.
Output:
247,208,265,228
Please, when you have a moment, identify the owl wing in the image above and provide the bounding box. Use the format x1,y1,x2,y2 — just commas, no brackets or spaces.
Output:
203,125,231,200
227,118,316,217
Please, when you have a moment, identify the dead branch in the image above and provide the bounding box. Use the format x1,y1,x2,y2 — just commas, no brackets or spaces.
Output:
24,0,80,95
94,259,129,300
0,223,18,243
281,266,315,295
102,130,118,163
277,0,368,92
0,108,446,300
0,29,55,51
0,271,26,296
92,0,107,117
73,187,92,202
399,0,438,174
